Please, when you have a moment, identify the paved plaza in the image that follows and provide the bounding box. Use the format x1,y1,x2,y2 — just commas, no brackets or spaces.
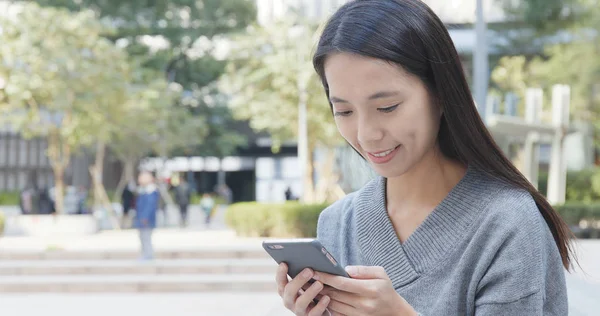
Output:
0,240,596,315
0,205,598,315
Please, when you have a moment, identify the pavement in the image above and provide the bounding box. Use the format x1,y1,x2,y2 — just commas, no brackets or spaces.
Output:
0,205,598,315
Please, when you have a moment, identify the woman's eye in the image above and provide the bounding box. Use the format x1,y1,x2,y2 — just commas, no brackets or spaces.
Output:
377,104,399,113
334,110,353,117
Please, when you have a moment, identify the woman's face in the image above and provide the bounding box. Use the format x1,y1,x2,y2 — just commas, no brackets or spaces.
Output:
324,53,442,178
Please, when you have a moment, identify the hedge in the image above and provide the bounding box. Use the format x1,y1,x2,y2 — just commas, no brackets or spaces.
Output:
538,169,600,202
0,192,19,206
555,203,600,225
554,202,600,238
225,202,329,238
0,212,5,235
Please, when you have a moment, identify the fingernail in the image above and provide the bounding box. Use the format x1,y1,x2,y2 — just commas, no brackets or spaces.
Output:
312,273,320,280
315,281,323,290
303,269,313,278
322,296,330,303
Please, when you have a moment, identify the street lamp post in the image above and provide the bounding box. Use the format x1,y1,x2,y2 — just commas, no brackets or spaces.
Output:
474,0,489,119
298,70,308,203
290,24,309,203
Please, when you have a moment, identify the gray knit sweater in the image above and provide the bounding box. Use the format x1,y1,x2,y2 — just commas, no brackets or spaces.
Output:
317,166,568,315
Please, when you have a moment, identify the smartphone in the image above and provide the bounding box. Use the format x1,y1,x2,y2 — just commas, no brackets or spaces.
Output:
263,238,350,279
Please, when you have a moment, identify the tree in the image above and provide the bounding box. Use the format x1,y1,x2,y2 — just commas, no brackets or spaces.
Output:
220,19,344,202
108,69,209,201
494,0,600,156
0,3,130,214
30,0,257,158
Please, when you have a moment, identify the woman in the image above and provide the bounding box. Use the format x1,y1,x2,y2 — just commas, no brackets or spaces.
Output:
276,1,575,315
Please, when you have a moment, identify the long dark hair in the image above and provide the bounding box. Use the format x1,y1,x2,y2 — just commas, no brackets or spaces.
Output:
313,0,575,269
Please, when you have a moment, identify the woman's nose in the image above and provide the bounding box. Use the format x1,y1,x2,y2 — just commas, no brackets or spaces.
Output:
357,114,384,145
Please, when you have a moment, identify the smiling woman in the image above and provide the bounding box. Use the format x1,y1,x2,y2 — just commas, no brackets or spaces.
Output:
273,1,575,316
325,54,442,177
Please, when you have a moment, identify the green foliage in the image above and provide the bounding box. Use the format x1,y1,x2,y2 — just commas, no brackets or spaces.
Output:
0,3,135,212
29,0,257,158
0,3,130,148
220,19,342,151
180,193,225,205
495,0,600,152
538,169,600,203
0,192,20,206
225,202,329,238
554,203,600,238
176,87,248,158
499,0,584,34
0,212,5,235
554,202,600,226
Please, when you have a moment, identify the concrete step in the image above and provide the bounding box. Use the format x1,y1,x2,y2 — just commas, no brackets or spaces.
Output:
0,274,277,293
0,249,269,260
0,259,277,275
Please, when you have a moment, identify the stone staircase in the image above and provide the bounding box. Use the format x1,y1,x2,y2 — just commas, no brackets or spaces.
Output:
0,248,278,293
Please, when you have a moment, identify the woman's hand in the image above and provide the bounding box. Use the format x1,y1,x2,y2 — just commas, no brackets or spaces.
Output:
314,266,417,316
276,263,331,316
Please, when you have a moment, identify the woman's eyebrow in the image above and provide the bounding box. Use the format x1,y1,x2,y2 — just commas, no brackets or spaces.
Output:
329,90,400,103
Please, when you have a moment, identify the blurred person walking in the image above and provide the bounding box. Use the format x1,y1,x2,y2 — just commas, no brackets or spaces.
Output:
76,186,88,214
173,175,192,227
37,186,53,214
121,181,136,228
199,193,215,226
216,184,233,205
134,172,159,261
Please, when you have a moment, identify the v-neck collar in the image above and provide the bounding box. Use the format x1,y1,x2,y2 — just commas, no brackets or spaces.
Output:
353,166,496,289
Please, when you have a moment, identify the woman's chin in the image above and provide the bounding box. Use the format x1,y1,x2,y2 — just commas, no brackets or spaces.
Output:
371,162,411,179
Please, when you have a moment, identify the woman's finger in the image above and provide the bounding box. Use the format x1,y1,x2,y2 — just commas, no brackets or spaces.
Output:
320,287,358,307
308,295,331,316
283,268,314,311
276,263,289,297
327,298,356,316
295,281,324,315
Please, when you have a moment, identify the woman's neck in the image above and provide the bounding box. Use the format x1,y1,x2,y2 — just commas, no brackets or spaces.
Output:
386,148,466,217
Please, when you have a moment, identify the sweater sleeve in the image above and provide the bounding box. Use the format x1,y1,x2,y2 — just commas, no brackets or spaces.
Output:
473,201,568,315
475,291,545,316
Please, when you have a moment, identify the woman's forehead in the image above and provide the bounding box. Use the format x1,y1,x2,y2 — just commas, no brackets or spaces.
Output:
324,53,418,99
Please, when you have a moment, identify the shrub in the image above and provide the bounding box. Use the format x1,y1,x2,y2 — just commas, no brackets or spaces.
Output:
0,212,5,235
0,192,19,205
554,203,600,225
538,169,600,202
225,202,329,238
554,202,600,238
190,194,226,205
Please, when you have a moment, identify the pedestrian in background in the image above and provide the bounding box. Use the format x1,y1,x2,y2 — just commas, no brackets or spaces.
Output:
134,172,159,261
174,175,192,227
199,193,215,226
121,180,136,228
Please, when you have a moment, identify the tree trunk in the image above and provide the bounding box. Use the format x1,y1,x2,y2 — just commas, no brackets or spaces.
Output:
54,167,65,215
89,142,121,229
93,141,106,209
89,165,120,230
47,128,70,214
113,157,135,202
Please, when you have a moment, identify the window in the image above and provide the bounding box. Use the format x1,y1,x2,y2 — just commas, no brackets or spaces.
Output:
8,136,18,166
20,139,28,167
29,140,38,166
0,135,6,165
